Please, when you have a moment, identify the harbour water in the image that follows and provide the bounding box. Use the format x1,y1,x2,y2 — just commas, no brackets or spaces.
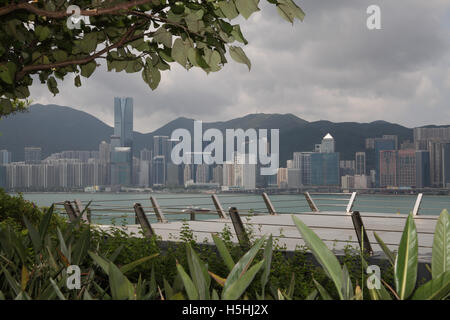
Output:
15,192,450,225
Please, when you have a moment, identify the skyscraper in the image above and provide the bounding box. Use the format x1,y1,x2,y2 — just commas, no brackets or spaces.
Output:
415,150,430,188
24,147,42,164
320,133,335,153
111,97,133,186
0,150,12,164
355,152,366,175
374,138,396,187
114,97,133,149
379,150,397,187
397,149,416,187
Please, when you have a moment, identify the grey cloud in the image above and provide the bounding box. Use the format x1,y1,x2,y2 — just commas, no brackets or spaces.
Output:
29,0,450,132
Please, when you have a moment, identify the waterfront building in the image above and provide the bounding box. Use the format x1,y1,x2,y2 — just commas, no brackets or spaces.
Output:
277,167,288,188
397,149,416,187
374,138,396,187
355,152,366,175
379,150,397,187
415,150,430,188
166,163,182,186
311,152,340,186
287,168,301,188
320,133,335,153
195,164,210,184
212,165,223,185
110,147,132,186
0,150,12,164
24,147,42,164
152,155,166,186
443,143,450,189
341,175,355,189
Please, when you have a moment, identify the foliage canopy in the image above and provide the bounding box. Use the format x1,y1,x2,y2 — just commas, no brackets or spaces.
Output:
0,0,304,116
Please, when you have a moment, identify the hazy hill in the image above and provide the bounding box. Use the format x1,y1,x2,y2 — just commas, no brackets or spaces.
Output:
0,104,415,166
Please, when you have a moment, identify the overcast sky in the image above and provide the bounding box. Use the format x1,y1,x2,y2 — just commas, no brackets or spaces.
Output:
29,0,450,133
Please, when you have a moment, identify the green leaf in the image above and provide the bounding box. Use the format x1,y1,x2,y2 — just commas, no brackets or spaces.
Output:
223,236,266,294
260,235,273,292
292,215,343,299
186,244,210,299
0,62,17,84
176,262,199,300
412,270,450,300
47,76,59,95
219,1,239,20
120,253,159,274
341,264,353,300
374,231,396,267
231,25,248,45
108,262,135,300
80,32,98,53
432,209,450,278
80,61,96,78
313,278,333,300
394,213,418,300
53,50,68,62
88,251,110,275
74,75,81,87
229,46,251,71
23,215,42,254
49,278,66,300
154,27,172,48
222,260,264,300
305,289,318,300
235,0,260,19
212,233,235,272
172,38,188,68
35,25,51,41
141,63,161,90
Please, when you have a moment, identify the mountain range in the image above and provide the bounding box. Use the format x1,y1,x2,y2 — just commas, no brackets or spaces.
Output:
0,104,420,166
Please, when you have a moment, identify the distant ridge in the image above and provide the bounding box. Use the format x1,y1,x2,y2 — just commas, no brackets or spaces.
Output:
0,104,420,165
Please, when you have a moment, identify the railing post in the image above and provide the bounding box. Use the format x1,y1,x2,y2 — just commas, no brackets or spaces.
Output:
304,192,319,212
412,193,423,216
134,203,155,238
188,208,196,221
150,196,168,223
351,211,373,256
211,194,227,219
346,192,357,214
63,200,78,222
74,199,89,223
229,207,250,248
262,192,277,215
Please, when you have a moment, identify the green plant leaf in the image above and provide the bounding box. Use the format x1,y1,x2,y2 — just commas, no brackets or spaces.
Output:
88,251,110,275
212,233,235,272
313,278,333,300
108,262,135,300
374,231,395,267
235,0,260,19
341,264,353,300
176,261,199,300
432,209,450,278
222,260,264,300
412,270,450,300
186,244,210,299
394,213,418,300
49,278,66,300
120,253,159,274
292,215,343,299
229,46,251,71
260,234,273,293
223,236,266,294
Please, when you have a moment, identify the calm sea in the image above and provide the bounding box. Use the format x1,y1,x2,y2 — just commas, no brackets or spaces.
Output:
15,192,450,225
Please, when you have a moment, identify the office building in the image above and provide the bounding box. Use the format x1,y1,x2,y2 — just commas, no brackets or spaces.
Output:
397,149,416,187
415,150,430,188
24,147,42,164
311,152,340,186
379,150,397,187
355,152,366,175
0,150,12,164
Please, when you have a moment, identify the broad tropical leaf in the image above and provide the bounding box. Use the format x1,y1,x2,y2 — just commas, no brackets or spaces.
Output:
432,209,450,278
292,215,343,299
394,213,418,300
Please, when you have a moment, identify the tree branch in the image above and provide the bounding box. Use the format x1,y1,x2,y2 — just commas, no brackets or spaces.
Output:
0,0,155,18
15,23,149,80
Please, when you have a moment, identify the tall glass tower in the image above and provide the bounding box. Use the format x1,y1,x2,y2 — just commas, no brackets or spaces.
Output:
114,97,133,149
111,97,133,186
